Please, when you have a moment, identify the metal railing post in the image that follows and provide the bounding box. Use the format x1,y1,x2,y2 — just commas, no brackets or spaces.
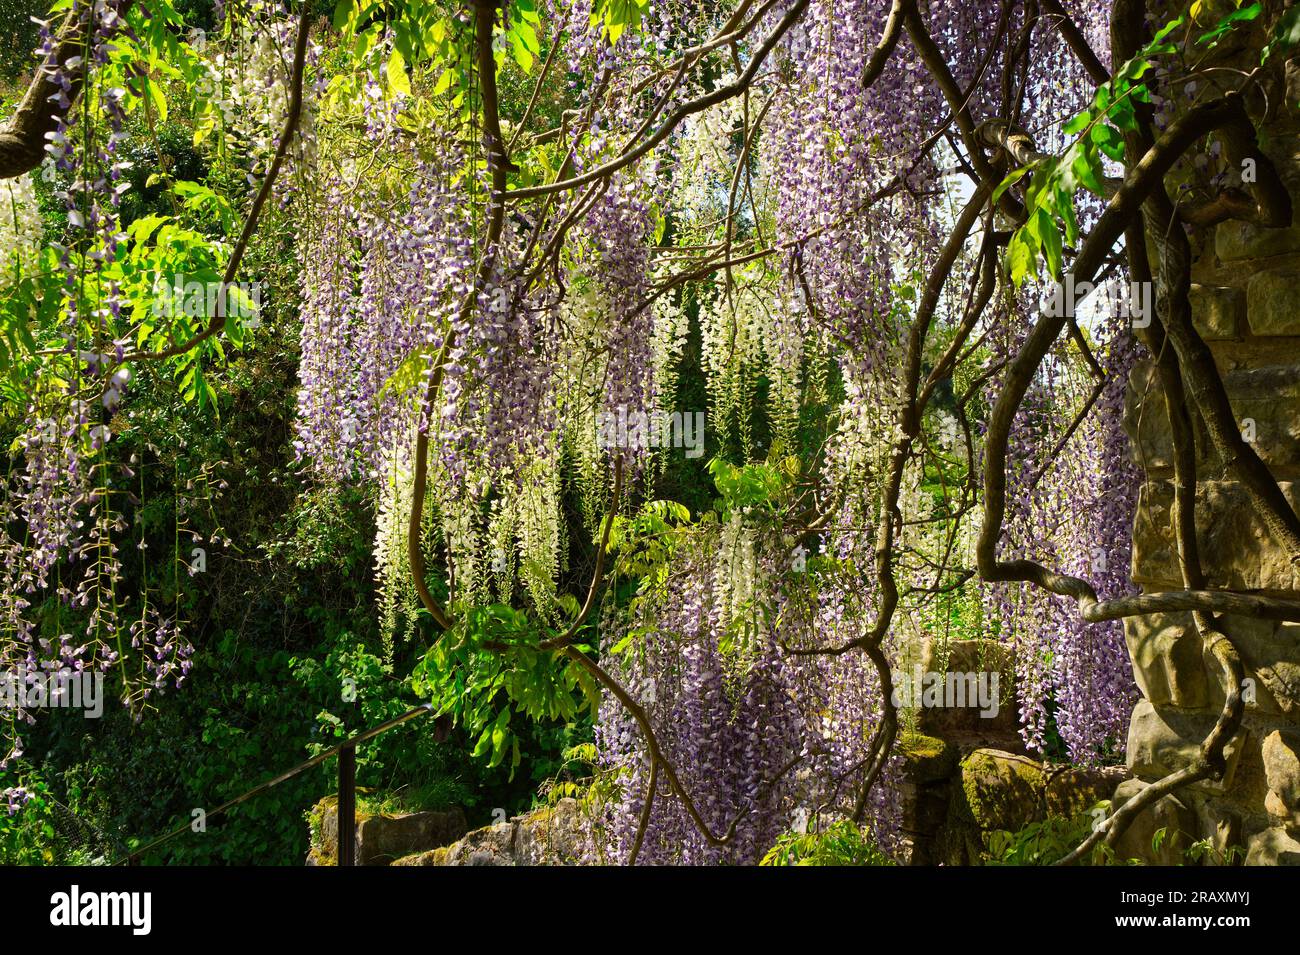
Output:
338,743,356,867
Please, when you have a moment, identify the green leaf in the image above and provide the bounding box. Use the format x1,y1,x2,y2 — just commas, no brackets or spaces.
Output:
1108,95,1138,133
387,48,411,98
509,28,535,72
1071,149,1106,197
1055,183,1080,247
1197,1,1261,47
1007,230,1036,286
1062,111,1091,136
143,76,168,123
332,0,356,32
1263,6,1300,64
1150,14,1187,48
127,213,169,244
1091,123,1126,162
992,165,1033,205
1093,83,1112,113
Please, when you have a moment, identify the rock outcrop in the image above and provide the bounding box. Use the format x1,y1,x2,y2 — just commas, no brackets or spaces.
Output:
306,798,467,866
392,799,591,866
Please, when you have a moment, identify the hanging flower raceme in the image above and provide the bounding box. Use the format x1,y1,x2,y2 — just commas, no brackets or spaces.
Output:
0,174,42,285
595,540,806,864
437,255,558,490
294,151,475,483
582,173,657,449
987,308,1141,763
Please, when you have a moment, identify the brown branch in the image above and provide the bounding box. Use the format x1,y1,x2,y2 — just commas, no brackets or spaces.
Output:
1056,0,1251,865
0,2,139,179
409,0,514,636
1039,0,1110,86
900,0,997,186
505,0,811,201
850,640,898,824
627,755,658,865
861,0,907,89
977,95,1258,596
1177,98,1292,228
1150,193,1300,567
563,648,732,845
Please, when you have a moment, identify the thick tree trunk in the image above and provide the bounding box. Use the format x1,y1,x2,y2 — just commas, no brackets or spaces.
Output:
0,11,91,181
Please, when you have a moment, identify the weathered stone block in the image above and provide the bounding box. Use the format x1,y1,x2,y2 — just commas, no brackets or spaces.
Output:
1262,729,1300,832
1109,777,1198,864
308,800,468,866
1124,363,1300,471
1245,826,1300,865
1125,612,1297,717
1247,268,1300,336
1213,364,1300,468
938,749,1127,864
1129,482,1179,586
355,808,467,865
1044,765,1129,818
1217,220,1300,262
1131,480,1300,591
1212,812,1243,862
1190,283,1244,340
1123,614,1210,709
897,733,958,865
915,638,1019,739
1123,362,1175,470
954,749,1046,834
1126,699,1246,792
395,799,592,866
513,799,591,865
1257,622,1300,714
1217,617,1300,716
899,731,957,784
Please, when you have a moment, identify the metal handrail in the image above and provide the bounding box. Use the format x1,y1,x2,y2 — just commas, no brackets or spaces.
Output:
115,703,435,866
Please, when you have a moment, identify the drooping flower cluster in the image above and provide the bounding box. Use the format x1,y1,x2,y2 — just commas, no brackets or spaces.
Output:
594,538,808,864
294,152,475,482
0,0,199,766
193,0,320,178
593,506,908,864
764,0,944,373
0,174,42,285
988,308,1141,763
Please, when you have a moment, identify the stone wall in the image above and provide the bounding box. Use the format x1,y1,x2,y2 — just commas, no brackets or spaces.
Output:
895,639,1130,864
392,799,591,866
1119,56,1300,864
306,798,467,865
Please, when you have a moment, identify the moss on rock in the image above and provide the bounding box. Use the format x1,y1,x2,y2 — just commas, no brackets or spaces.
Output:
956,749,1046,833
